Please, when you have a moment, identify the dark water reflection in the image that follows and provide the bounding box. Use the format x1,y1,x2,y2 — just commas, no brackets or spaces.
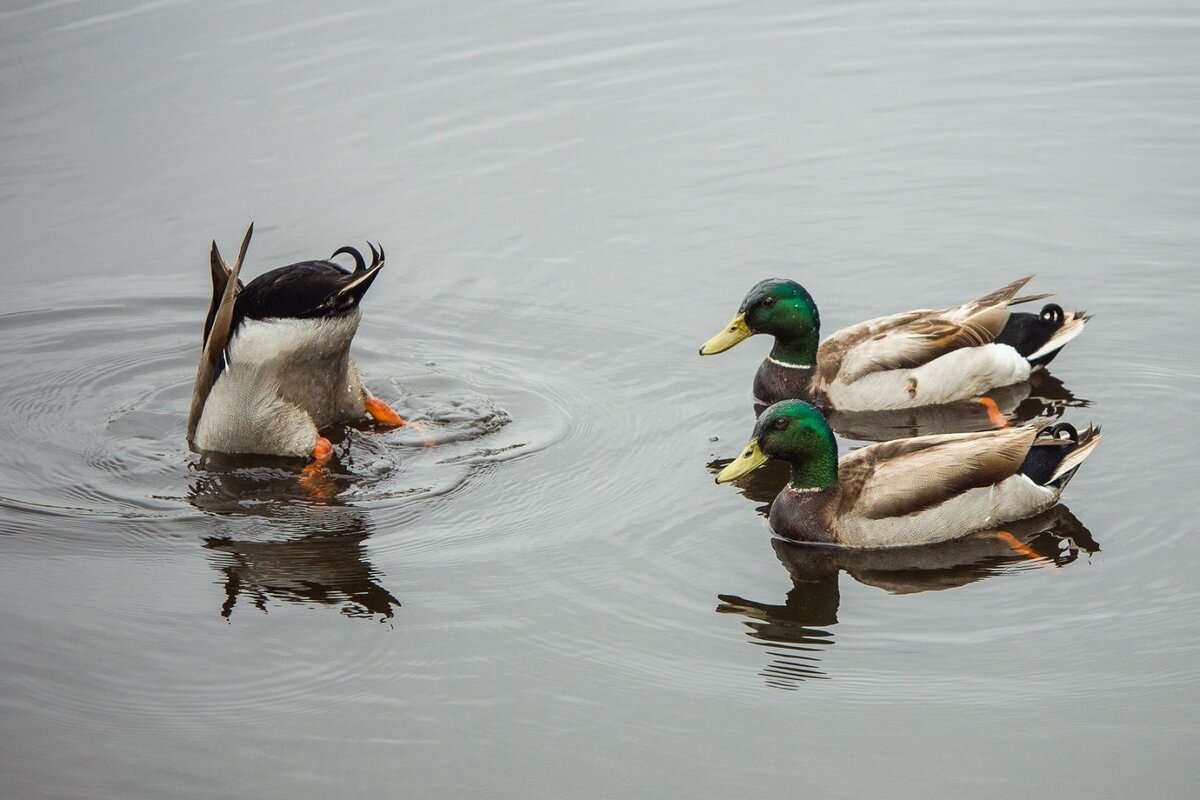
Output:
748,369,1088,441
189,464,401,620
204,515,400,622
719,505,1099,688
2,0,1198,798
829,369,1088,440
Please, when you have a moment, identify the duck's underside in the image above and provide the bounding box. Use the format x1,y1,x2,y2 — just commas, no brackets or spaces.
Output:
188,229,405,460
193,312,372,457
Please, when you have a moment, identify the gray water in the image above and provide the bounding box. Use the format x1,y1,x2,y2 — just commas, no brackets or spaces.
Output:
2,1,1198,798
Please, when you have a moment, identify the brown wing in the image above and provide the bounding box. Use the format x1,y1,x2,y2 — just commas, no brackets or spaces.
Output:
818,276,1040,386
833,304,1011,383
816,309,930,386
187,224,253,445
836,423,1044,520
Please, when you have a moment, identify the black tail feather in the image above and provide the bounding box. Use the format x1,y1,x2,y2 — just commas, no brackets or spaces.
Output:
331,245,367,273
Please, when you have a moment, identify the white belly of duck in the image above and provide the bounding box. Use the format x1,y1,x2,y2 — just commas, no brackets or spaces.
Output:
833,473,1061,548
193,313,368,457
825,344,1031,411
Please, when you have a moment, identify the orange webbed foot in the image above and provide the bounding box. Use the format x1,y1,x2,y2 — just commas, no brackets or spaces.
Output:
365,397,406,427
299,436,336,499
995,530,1052,566
976,397,1010,428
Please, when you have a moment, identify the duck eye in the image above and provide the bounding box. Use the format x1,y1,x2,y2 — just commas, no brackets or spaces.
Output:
761,297,776,308
772,417,789,430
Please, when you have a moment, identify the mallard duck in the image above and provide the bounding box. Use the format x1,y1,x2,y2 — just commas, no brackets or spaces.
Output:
716,400,1100,548
187,224,406,463
699,276,1088,409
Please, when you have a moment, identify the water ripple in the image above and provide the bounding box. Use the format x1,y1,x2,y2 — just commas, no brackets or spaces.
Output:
0,278,578,559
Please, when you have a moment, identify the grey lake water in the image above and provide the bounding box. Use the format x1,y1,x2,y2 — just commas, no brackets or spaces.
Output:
2,1,1198,798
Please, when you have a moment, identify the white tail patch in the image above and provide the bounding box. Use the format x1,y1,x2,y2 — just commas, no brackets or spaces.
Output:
1049,428,1102,484
1028,312,1088,361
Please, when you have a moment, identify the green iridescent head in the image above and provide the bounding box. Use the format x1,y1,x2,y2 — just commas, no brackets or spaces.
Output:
716,400,838,489
699,279,820,366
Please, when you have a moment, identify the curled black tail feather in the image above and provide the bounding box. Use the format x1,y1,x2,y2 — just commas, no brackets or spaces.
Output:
996,303,1069,364
1040,303,1065,325
331,245,366,273
1018,423,1096,486
331,242,385,273
366,242,384,271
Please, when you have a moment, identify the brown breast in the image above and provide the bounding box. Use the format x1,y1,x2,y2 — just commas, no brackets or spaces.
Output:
768,486,840,544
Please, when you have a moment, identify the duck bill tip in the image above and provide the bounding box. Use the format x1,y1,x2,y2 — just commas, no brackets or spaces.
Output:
699,313,752,356
715,440,767,483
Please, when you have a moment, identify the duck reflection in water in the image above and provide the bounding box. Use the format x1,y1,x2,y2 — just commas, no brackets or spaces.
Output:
717,505,1098,689
189,451,400,621
754,369,1089,443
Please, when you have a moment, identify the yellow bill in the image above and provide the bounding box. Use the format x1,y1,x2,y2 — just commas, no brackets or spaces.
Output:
716,440,768,483
699,313,753,355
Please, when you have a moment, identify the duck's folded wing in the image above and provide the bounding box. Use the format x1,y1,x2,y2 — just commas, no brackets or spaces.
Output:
833,305,1009,383
817,308,931,383
820,276,1047,385
836,424,1042,520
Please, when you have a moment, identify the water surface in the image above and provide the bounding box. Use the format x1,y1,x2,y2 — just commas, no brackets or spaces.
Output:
2,1,1198,798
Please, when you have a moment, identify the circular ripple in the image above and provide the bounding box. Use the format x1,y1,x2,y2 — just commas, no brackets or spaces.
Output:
0,277,579,556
